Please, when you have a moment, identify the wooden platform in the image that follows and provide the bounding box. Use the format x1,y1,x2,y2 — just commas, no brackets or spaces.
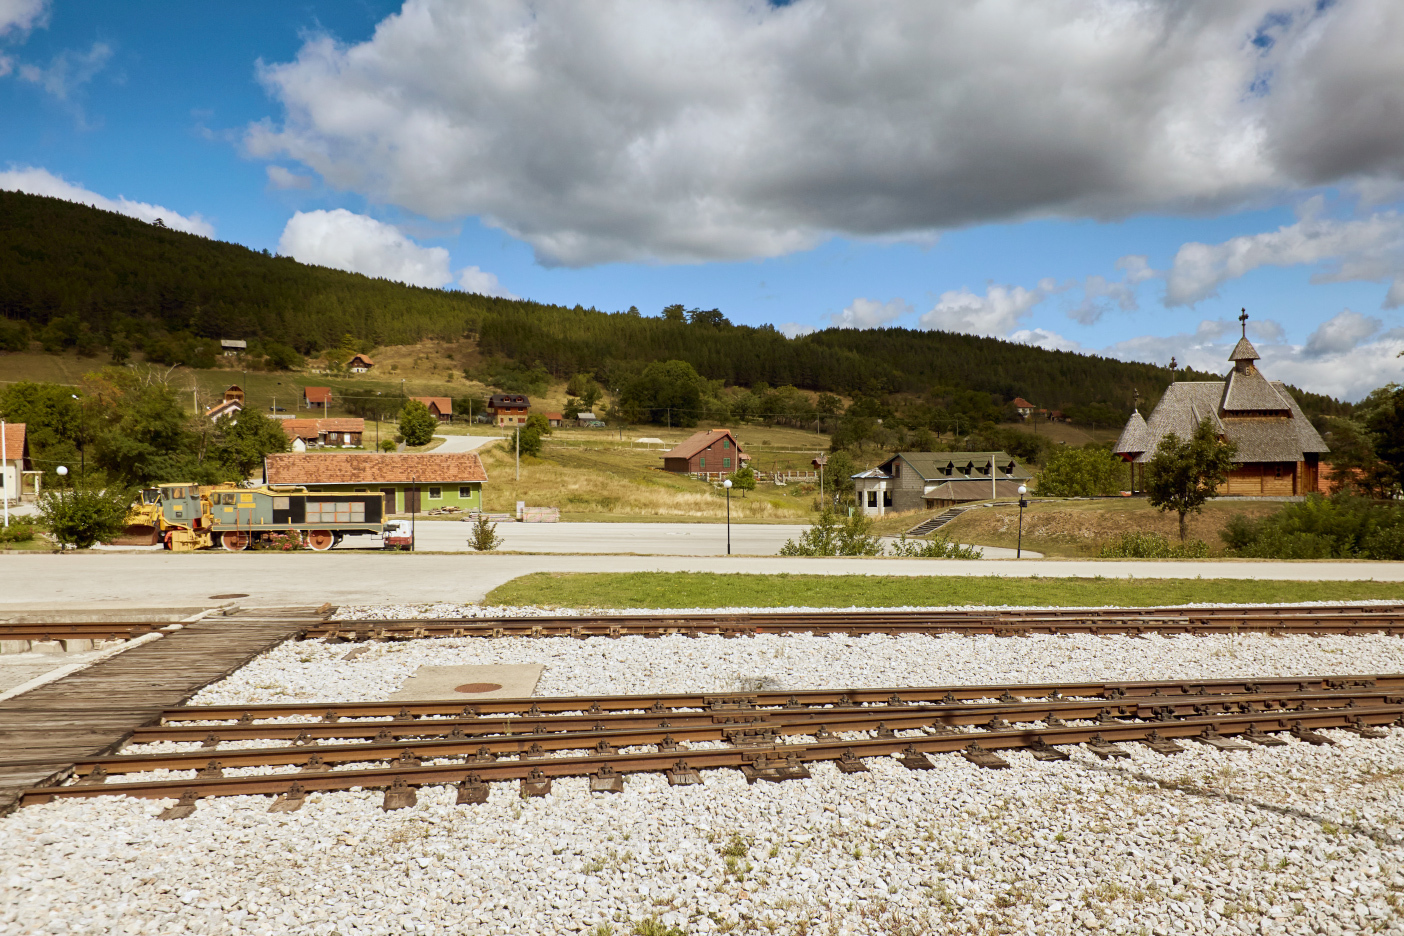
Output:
0,608,325,813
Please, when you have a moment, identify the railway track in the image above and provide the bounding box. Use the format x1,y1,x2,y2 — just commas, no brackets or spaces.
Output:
316,603,1404,639
21,673,1402,813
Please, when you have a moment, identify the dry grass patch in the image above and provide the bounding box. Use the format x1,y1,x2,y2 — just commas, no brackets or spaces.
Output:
942,498,1287,557
478,440,817,521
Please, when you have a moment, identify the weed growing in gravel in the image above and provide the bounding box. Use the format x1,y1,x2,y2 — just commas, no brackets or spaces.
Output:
630,916,686,936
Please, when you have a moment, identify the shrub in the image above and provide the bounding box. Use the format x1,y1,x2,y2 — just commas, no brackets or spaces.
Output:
729,464,756,496
1221,494,1404,559
469,514,504,552
39,486,132,549
1097,532,1210,559
888,533,981,559
256,529,306,551
779,508,883,556
379,439,398,453
0,521,36,544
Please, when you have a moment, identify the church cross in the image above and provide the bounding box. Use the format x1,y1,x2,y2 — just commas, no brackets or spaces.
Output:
1239,308,1249,337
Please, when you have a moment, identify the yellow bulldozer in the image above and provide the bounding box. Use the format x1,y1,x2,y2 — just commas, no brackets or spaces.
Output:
115,483,216,552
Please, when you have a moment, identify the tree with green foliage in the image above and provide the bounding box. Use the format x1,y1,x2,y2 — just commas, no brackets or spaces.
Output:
729,464,756,497
39,485,132,549
1221,493,1404,560
514,413,551,458
564,398,582,421
820,450,857,502
1034,445,1128,497
82,368,223,485
213,409,290,479
1145,417,1237,541
398,400,437,446
620,359,706,426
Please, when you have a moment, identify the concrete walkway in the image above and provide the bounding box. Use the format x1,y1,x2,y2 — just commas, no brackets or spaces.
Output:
2,552,1402,610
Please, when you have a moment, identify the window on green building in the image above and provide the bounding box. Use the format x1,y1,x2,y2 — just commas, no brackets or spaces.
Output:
428,487,442,499
459,486,474,498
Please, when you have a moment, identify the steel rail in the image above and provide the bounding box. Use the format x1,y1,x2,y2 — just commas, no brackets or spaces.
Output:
71,690,1401,776
156,674,1403,722
316,604,1404,637
23,705,1402,806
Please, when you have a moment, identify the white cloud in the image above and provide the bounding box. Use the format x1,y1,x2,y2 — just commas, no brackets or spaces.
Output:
779,322,815,338
244,1,1404,267
18,40,110,100
919,280,1059,337
0,0,47,36
831,297,912,330
457,265,518,299
1101,313,1404,402
1303,309,1382,357
278,209,454,288
278,208,512,296
265,165,313,190
1008,327,1083,353
1166,202,1404,306
0,165,214,236
1069,255,1157,325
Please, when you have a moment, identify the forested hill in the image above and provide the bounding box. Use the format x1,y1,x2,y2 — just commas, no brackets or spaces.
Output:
0,190,1346,417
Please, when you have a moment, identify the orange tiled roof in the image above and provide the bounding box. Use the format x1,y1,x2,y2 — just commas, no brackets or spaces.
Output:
0,423,25,457
281,418,365,439
412,396,453,414
303,386,332,404
266,452,488,485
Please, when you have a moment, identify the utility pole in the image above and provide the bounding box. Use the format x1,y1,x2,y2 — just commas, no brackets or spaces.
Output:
1,419,8,528
516,425,520,481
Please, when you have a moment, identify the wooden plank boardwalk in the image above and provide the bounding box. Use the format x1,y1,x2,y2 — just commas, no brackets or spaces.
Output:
0,608,326,813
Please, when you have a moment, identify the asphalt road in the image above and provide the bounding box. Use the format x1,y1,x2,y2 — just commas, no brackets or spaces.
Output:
3,551,1402,611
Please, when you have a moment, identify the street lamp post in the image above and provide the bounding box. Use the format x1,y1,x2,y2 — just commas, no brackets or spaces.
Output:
723,478,732,555
410,475,417,552
1016,484,1028,558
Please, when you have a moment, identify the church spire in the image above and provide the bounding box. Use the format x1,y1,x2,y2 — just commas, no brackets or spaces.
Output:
1228,307,1259,373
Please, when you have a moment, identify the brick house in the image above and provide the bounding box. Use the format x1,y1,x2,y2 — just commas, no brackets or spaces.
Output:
488,393,530,427
280,418,365,448
411,397,454,423
660,429,749,474
853,451,1033,516
265,452,488,516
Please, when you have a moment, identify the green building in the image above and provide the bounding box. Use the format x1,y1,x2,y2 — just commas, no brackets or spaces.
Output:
264,452,488,516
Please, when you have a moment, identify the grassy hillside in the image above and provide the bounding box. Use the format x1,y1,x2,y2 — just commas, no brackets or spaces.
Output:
1,189,1350,419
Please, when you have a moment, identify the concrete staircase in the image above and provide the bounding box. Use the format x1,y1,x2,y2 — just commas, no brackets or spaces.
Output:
905,506,972,537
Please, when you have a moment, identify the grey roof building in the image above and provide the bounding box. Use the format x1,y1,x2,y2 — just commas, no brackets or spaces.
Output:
1114,313,1327,497
853,451,1034,516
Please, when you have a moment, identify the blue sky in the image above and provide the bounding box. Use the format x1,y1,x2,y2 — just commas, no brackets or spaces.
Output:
4,1,1404,400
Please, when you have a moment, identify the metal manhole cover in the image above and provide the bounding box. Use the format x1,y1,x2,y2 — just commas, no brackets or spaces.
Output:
455,682,504,694
208,594,249,600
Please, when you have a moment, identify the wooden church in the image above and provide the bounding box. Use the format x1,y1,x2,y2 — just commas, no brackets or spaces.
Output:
1115,312,1328,497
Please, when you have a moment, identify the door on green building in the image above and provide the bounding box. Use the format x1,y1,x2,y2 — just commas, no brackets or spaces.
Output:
404,487,421,513
381,488,397,515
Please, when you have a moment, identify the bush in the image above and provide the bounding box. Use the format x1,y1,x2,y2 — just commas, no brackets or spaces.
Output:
729,464,756,496
0,318,31,352
379,439,398,453
779,508,884,556
1097,532,1210,559
888,533,982,559
468,514,504,552
1221,494,1404,559
0,521,36,544
255,529,306,551
39,486,132,549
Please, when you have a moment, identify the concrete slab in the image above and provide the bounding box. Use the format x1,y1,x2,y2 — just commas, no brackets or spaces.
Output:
388,664,544,701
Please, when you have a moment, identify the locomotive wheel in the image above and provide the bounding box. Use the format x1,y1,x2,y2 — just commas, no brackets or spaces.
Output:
307,530,335,551
220,532,249,552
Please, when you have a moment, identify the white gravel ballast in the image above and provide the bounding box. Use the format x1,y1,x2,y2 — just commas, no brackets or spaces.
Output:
3,607,1404,936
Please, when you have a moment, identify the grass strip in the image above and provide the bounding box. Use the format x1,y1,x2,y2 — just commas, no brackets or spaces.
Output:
487,572,1404,610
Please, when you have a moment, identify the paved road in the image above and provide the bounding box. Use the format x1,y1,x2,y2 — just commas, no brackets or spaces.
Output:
431,434,504,453
3,551,1402,611
390,520,1037,557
